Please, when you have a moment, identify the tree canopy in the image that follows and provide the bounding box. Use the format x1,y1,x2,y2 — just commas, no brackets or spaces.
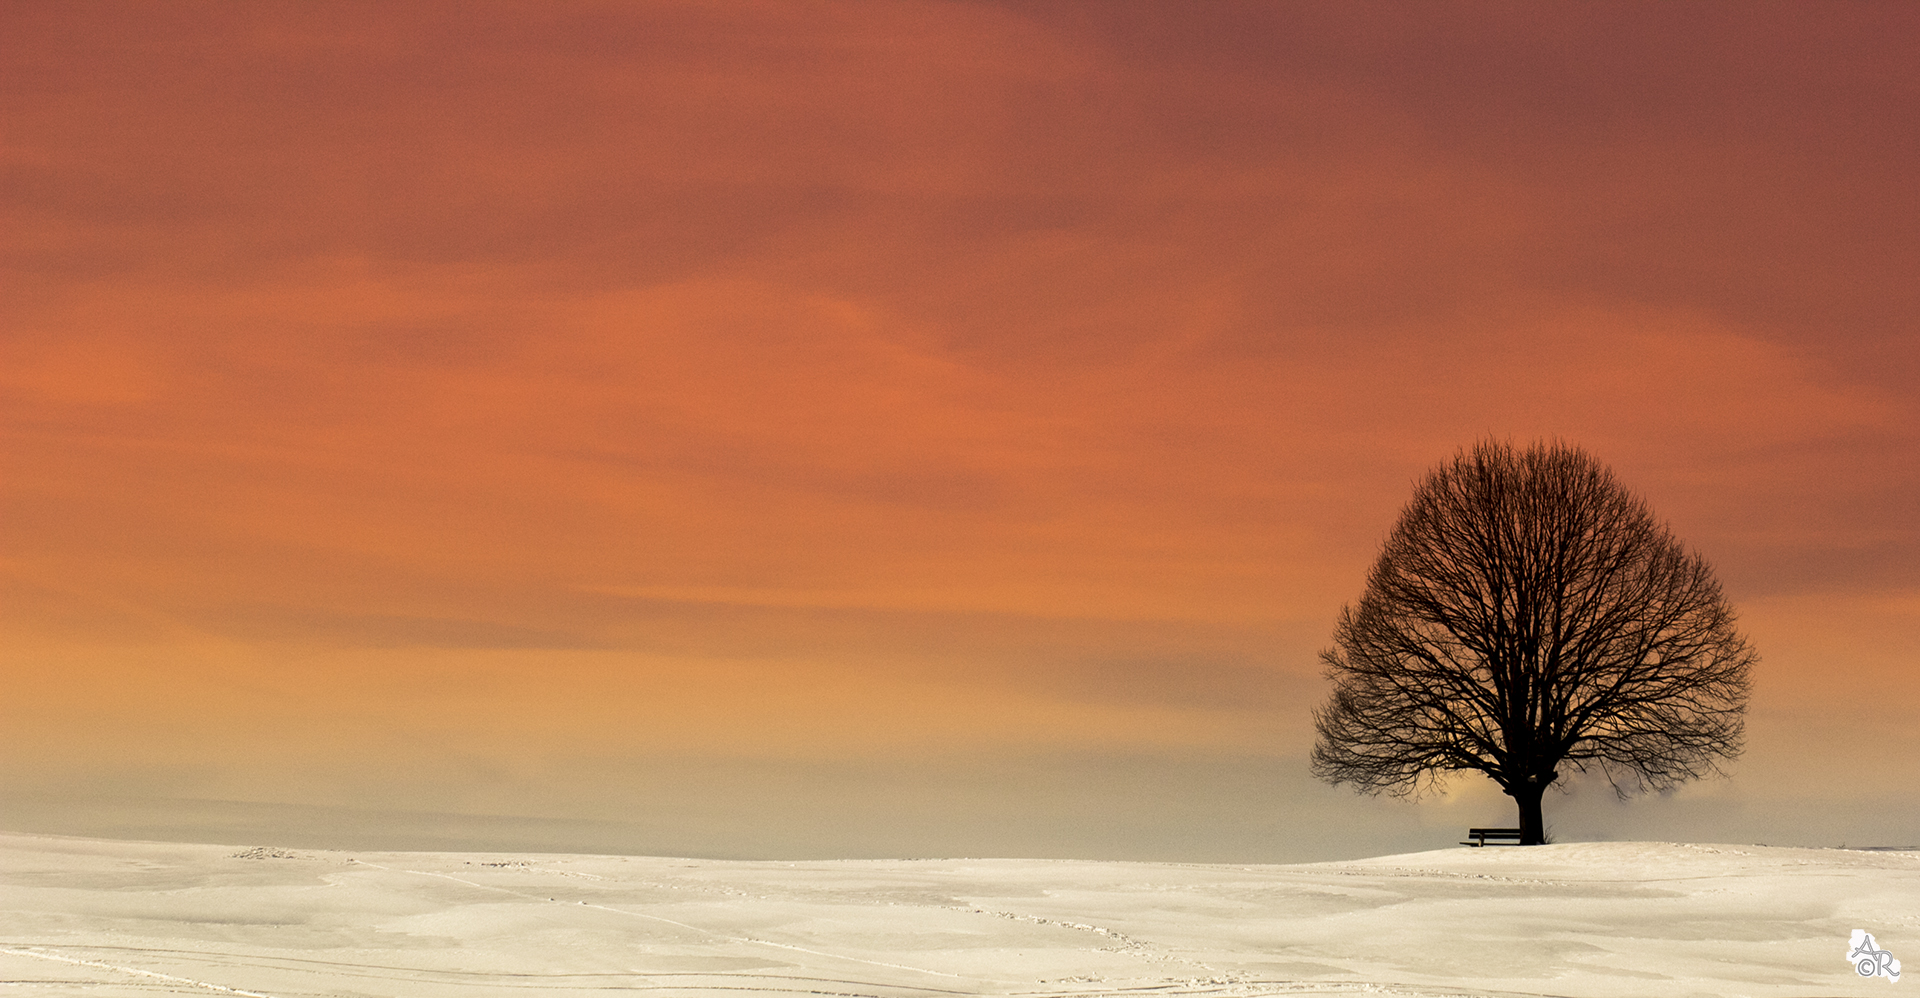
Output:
1311,440,1756,844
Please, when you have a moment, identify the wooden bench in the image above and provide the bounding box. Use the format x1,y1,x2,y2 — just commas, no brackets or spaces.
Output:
1460,827,1523,847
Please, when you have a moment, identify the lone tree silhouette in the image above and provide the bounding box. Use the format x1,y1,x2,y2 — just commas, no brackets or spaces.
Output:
1311,440,1755,845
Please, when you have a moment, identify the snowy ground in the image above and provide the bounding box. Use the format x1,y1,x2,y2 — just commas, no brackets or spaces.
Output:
0,831,1912,997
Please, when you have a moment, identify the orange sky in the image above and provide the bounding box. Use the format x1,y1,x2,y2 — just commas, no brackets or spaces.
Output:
4,2,1917,859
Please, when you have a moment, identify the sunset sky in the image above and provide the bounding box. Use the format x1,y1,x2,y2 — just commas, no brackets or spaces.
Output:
4,2,1916,861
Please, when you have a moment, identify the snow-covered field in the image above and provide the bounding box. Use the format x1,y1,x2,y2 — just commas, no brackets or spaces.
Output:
0,831,1911,997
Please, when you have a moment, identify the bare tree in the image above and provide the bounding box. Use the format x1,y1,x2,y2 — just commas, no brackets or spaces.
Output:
1311,440,1755,845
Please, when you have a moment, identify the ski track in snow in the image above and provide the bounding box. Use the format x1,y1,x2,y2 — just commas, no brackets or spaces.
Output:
1,945,283,997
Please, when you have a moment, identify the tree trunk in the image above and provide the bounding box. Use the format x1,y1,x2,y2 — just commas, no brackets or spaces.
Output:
1512,782,1547,845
